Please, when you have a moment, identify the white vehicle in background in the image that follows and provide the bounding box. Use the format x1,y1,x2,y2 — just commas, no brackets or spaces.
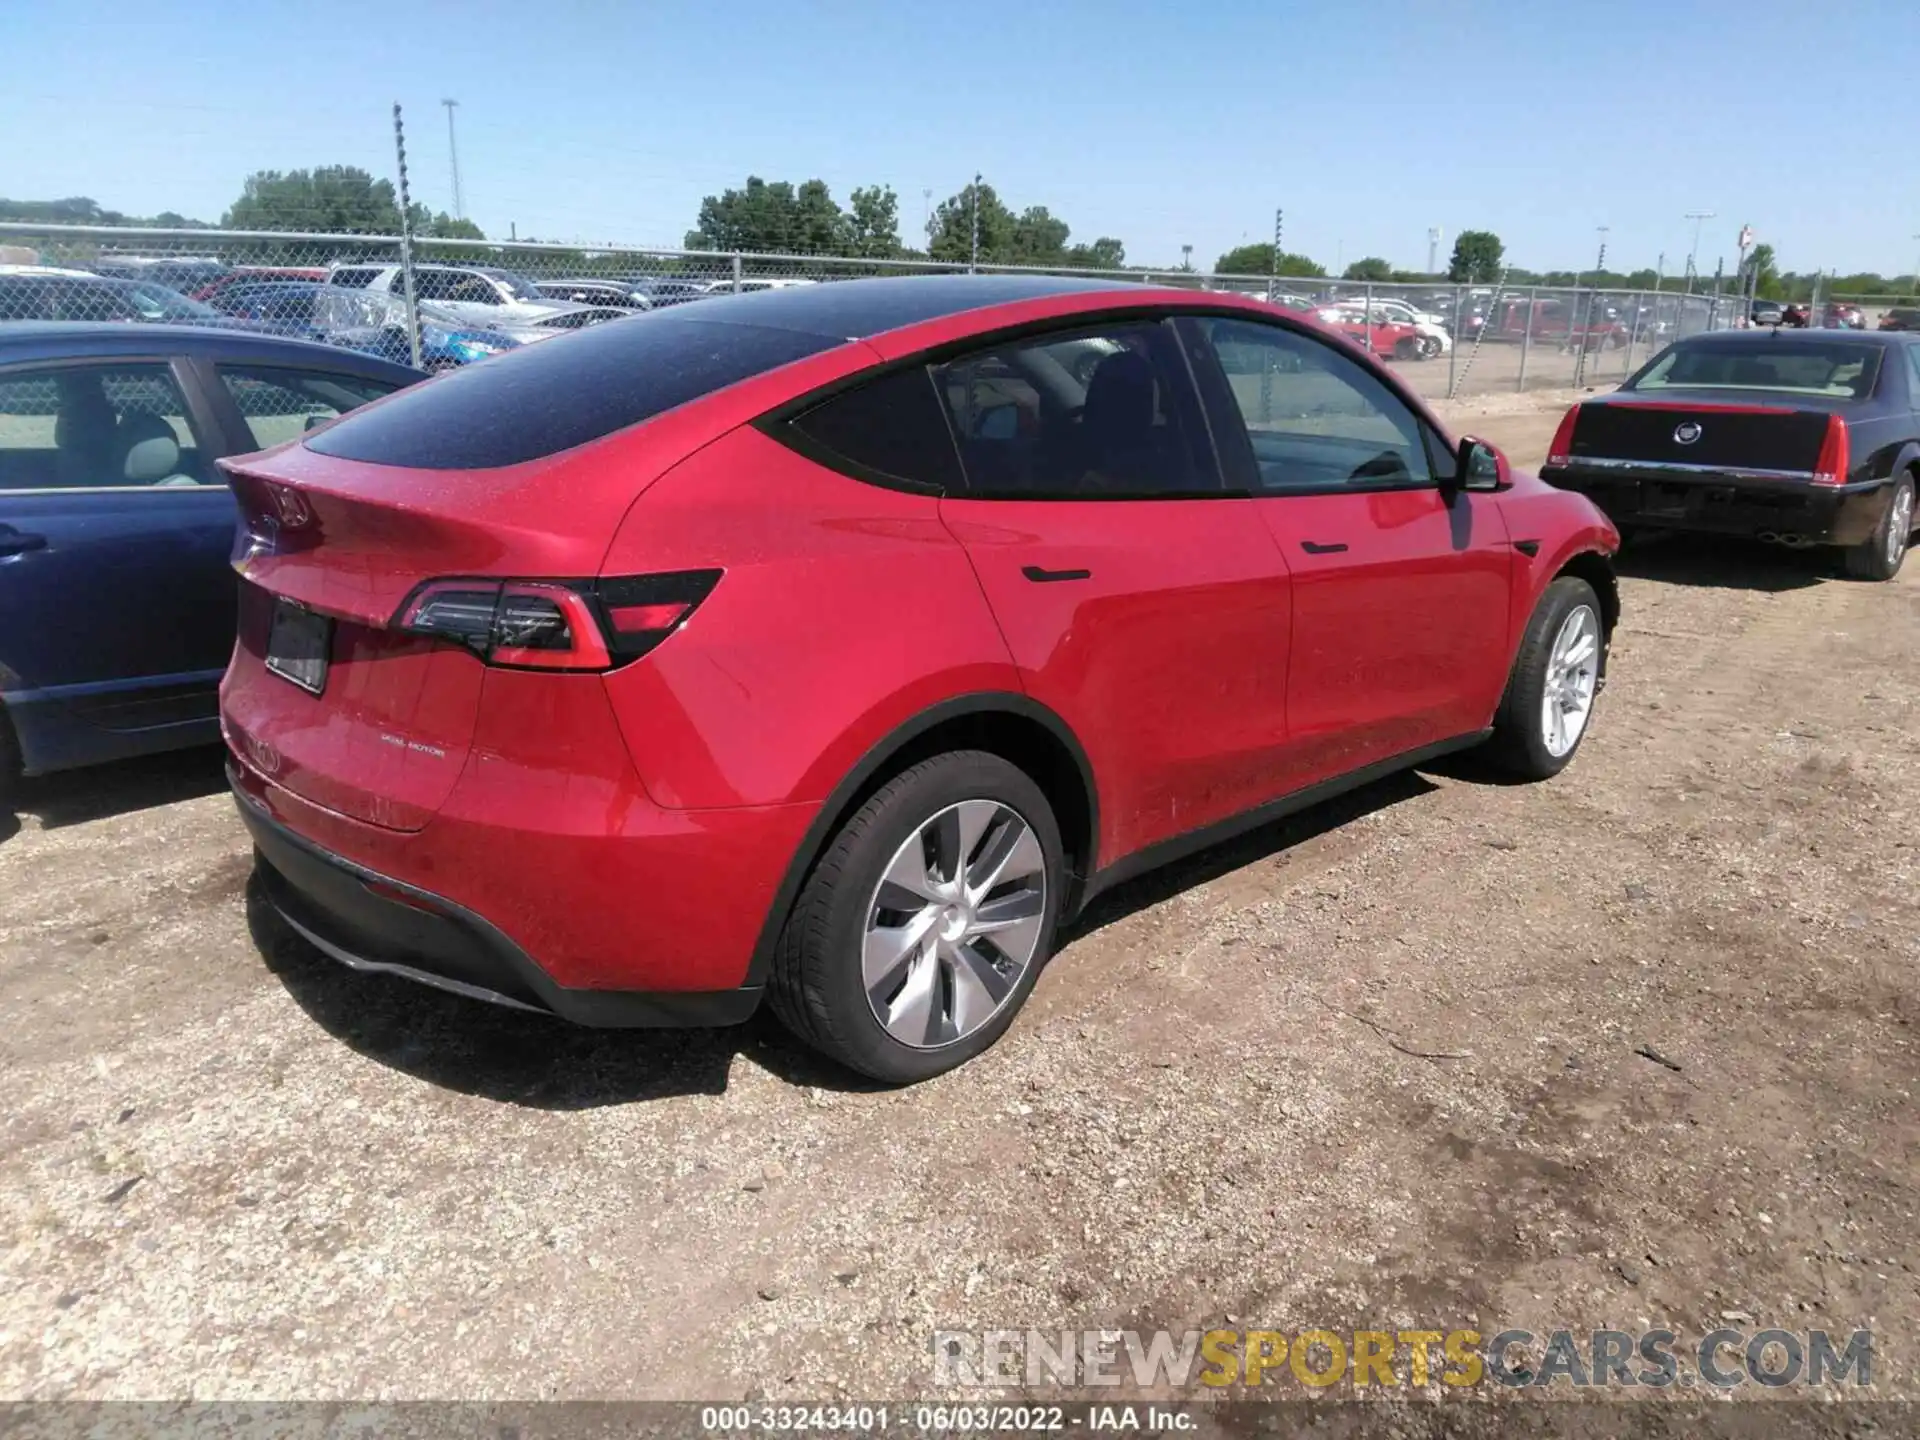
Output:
1316,298,1452,358
325,262,597,330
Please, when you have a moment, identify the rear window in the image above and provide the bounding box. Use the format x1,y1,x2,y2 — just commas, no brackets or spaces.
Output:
306,315,841,469
783,366,963,492
1629,341,1881,399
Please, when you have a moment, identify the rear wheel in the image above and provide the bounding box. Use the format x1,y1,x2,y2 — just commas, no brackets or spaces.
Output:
1844,474,1912,582
768,751,1063,1083
1482,577,1605,780
0,703,18,810
1417,334,1442,359
1394,337,1421,361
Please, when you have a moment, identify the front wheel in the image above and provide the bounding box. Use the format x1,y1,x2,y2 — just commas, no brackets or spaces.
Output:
768,751,1064,1083
1417,334,1443,359
1844,475,1912,581
1482,577,1606,780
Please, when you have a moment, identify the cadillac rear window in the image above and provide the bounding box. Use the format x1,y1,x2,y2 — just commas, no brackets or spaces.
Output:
1631,342,1881,399
305,316,841,469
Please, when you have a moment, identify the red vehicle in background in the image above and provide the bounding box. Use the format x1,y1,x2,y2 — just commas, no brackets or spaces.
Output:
1491,297,1627,351
1321,305,1426,360
189,267,328,303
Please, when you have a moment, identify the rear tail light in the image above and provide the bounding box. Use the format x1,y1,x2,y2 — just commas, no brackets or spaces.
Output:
1545,404,1581,468
1812,415,1850,487
395,569,720,671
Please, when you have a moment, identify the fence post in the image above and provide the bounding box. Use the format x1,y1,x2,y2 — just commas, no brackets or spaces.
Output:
1621,289,1641,377
731,252,743,294
1446,285,1461,398
390,103,423,371
1517,286,1537,392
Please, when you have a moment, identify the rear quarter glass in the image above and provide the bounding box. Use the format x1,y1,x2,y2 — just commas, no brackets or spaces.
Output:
305,315,841,469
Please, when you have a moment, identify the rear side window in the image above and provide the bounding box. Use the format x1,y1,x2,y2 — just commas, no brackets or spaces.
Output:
219,365,401,451
782,367,962,493
306,316,841,469
327,267,382,289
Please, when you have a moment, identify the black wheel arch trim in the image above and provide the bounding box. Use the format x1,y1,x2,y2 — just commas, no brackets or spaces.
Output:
743,691,1100,987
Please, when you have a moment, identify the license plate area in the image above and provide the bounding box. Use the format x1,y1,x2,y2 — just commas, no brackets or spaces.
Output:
265,600,332,696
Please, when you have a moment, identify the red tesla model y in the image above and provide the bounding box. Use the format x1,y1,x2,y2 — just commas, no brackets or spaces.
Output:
221,276,1619,1082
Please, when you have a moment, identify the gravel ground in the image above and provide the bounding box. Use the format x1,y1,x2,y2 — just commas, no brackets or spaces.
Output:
2,393,1916,1413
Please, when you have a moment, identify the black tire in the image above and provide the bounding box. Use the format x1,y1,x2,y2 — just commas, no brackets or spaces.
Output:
1393,337,1421,361
767,751,1064,1084
0,703,18,811
1843,474,1913,582
1417,334,1442,359
1482,576,1606,781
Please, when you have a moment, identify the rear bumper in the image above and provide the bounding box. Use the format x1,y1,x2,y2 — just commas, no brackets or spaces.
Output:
1541,465,1892,545
235,764,767,1027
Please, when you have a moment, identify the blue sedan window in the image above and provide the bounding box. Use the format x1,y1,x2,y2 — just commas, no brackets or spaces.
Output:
0,365,211,490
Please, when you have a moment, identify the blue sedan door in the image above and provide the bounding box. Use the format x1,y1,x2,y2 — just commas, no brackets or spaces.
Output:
0,359,237,773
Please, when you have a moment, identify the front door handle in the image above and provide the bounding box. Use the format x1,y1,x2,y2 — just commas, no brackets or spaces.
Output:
1022,565,1092,583
0,527,47,557
1300,540,1348,555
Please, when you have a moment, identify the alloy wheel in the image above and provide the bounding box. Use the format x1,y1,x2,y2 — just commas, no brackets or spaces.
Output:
1887,484,1913,570
1540,605,1600,759
862,799,1048,1049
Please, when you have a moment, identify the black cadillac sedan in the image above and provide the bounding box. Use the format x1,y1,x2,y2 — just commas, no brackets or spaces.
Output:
1539,330,1920,579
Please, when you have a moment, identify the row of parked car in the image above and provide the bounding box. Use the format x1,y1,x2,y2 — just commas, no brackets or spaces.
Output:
0,257,817,372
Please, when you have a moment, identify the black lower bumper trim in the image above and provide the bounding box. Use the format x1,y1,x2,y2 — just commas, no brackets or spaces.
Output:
1544,468,1890,546
233,770,763,1029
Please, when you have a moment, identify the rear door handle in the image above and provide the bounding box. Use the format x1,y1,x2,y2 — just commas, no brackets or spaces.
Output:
1300,540,1348,554
0,527,47,557
1022,565,1092,583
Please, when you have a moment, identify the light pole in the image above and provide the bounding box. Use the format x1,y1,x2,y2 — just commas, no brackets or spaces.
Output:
1427,226,1442,276
1181,243,1193,273
1911,233,1920,295
923,188,932,244
440,98,463,220
1683,210,1714,294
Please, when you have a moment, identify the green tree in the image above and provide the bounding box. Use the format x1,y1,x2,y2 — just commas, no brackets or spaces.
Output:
224,167,405,233
928,180,1016,263
1342,256,1393,282
420,212,485,241
1744,241,1782,299
844,185,901,257
684,175,859,254
1447,230,1505,284
1009,205,1070,263
1213,242,1326,278
1064,237,1125,269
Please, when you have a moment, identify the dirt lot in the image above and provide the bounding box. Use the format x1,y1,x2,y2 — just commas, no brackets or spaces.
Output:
2,391,1917,1412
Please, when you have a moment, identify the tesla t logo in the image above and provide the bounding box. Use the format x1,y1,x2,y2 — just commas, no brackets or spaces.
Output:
1674,422,1703,445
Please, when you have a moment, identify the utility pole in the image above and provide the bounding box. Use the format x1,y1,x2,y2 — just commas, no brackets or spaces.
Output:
1180,243,1193,273
1266,207,1283,302
1575,226,1608,388
391,103,423,370
1683,210,1714,295
1427,226,1442,276
441,98,463,219
922,188,932,244
968,173,980,274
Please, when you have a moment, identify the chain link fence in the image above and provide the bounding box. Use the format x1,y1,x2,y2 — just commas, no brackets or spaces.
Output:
0,222,1776,398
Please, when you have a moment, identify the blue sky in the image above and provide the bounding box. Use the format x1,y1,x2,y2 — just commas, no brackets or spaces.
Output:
3,0,1916,277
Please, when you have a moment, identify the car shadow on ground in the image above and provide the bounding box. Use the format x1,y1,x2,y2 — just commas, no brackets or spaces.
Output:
0,743,229,845
245,874,890,1109
1614,531,1837,592
1063,766,1439,943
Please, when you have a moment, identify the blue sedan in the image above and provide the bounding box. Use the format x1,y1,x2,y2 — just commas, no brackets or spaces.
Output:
0,324,421,797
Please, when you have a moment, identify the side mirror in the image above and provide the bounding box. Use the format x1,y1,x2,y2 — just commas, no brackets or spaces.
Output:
1456,436,1512,493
